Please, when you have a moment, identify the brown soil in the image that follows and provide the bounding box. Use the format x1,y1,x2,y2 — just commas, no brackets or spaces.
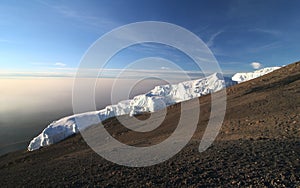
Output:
1,61,300,187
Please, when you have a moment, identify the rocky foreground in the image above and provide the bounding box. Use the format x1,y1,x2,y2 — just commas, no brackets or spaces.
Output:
0,61,299,187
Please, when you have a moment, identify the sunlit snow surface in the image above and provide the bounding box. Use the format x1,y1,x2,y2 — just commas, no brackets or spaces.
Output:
232,67,281,83
28,73,235,151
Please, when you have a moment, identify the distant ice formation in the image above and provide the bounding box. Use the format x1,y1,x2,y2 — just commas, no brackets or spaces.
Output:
232,67,281,83
28,73,235,151
28,66,283,151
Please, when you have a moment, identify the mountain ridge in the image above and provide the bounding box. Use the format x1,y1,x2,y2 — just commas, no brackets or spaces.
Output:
28,72,236,151
1,61,299,187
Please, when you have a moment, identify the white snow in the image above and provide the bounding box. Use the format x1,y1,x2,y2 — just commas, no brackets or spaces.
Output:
232,67,281,83
28,73,235,151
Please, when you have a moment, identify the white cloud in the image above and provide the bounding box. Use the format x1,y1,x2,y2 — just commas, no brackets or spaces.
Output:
160,66,170,70
0,68,207,80
206,31,223,48
251,62,262,69
54,62,66,67
31,62,66,67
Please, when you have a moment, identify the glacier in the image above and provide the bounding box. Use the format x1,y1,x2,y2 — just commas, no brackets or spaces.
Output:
28,66,283,151
28,73,236,151
232,66,281,83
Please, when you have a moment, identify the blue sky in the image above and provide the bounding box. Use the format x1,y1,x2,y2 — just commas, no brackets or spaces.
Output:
1,0,300,77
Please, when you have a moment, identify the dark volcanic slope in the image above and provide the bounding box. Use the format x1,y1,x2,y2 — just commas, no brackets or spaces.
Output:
1,62,300,187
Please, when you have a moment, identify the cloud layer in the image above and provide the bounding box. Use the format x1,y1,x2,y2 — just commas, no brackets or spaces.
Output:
0,77,169,153
251,62,262,69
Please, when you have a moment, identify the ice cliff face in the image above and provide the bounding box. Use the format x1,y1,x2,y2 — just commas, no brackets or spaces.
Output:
28,67,284,151
232,67,281,83
28,73,235,151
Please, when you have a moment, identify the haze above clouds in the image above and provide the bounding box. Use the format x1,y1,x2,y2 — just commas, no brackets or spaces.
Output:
0,77,168,154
